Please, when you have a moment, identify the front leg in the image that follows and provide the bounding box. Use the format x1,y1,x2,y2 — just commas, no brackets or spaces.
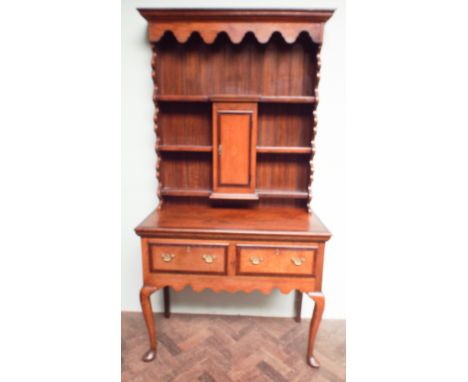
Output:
306,292,325,368
140,286,159,362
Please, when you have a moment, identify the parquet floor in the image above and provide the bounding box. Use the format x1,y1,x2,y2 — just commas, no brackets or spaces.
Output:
122,312,345,382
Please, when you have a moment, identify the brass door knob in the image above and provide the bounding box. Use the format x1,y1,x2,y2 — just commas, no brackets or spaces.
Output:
249,256,263,265
202,254,216,264
291,257,306,266
161,253,175,262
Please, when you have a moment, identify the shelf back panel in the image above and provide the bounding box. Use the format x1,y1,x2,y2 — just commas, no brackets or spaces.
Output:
258,104,313,147
257,154,309,191
155,32,317,96
159,103,212,146
160,152,212,190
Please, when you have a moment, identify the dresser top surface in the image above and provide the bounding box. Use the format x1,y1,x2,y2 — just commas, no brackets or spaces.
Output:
135,205,331,241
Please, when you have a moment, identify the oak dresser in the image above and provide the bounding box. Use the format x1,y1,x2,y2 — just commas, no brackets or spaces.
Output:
135,8,334,368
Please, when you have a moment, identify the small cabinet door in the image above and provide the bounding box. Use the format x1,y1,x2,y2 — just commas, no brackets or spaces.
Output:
211,102,258,200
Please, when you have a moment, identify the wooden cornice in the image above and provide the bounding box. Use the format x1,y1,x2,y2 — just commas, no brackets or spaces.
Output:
138,9,334,44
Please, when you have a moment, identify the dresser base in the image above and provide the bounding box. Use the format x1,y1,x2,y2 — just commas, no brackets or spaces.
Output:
136,206,331,368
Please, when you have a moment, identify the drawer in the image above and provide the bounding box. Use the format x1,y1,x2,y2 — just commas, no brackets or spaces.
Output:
149,242,228,275
236,244,317,276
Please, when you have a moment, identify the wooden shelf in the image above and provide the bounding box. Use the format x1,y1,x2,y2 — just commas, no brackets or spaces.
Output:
156,95,209,102
159,145,212,153
257,146,312,154
257,190,309,199
209,192,259,201
161,188,308,200
156,95,316,104
259,96,316,104
161,188,211,197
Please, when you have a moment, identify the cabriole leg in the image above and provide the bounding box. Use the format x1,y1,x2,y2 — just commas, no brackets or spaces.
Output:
140,286,159,362
306,292,325,368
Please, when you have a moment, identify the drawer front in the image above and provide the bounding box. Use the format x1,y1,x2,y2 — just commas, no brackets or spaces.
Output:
149,242,228,275
236,244,317,276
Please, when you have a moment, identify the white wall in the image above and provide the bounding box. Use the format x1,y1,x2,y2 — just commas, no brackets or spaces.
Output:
122,0,345,318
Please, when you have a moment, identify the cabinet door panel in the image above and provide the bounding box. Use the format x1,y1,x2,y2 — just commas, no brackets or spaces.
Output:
219,113,251,186
212,102,257,197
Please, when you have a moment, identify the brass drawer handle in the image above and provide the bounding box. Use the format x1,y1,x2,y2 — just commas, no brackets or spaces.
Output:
160,253,175,263
291,257,306,266
250,256,263,265
202,254,216,264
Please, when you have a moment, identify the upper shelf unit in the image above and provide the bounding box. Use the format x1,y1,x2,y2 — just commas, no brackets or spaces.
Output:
140,9,331,207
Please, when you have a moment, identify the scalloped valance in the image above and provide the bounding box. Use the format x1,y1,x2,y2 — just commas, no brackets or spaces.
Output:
138,9,334,45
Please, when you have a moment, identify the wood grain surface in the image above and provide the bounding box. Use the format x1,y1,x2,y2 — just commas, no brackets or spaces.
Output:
136,205,331,241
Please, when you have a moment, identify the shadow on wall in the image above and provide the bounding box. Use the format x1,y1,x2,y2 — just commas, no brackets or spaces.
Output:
160,287,296,317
